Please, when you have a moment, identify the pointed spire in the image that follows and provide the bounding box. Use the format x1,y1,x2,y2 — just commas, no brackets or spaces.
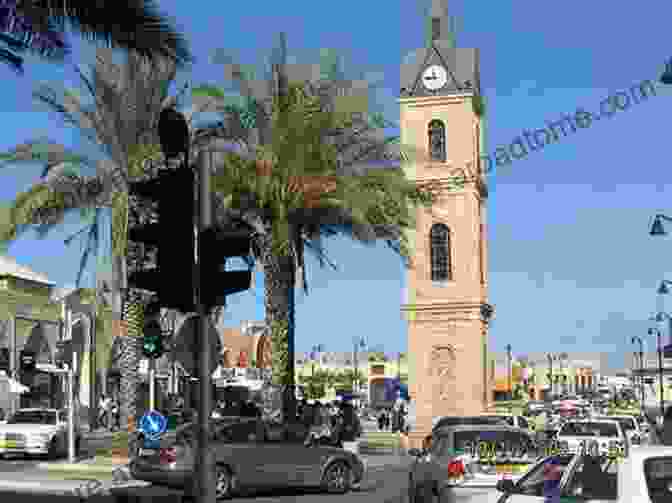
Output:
425,0,456,48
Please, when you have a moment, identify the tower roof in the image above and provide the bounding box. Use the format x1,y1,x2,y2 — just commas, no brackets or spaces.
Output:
401,0,479,98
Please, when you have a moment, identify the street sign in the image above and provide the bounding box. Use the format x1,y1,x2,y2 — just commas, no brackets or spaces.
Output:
172,315,222,376
139,410,167,442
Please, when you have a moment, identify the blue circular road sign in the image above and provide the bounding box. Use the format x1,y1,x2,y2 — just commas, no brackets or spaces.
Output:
139,410,167,441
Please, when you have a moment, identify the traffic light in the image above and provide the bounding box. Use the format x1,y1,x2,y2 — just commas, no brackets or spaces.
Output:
142,319,164,359
128,166,196,313
0,348,9,373
54,340,71,368
198,228,252,310
20,350,36,372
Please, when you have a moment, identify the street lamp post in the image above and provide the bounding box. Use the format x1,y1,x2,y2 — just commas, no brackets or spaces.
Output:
353,337,366,406
632,336,645,414
546,353,558,399
310,344,324,399
505,344,512,402
648,323,666,421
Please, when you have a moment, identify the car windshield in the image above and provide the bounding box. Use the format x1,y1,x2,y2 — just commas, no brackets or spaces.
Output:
559,422,619,437
434,416,504,430
8,411,57,425
453,430,535,458
596,416,635,432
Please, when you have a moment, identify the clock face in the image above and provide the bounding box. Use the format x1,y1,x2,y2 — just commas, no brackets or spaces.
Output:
422,65,448,91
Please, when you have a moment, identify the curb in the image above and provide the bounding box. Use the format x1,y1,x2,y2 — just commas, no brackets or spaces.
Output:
37,460,129,475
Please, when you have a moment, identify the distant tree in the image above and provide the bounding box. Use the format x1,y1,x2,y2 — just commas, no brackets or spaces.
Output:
298,368,332,400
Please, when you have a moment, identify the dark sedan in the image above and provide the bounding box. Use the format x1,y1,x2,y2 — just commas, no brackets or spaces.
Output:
130,419,366,499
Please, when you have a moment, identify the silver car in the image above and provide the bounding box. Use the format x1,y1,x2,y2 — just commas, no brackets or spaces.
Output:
408,424,538,501
131,419,366,499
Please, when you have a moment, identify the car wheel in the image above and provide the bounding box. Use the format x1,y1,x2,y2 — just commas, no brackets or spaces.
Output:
322,461,351,494
213,464,233,500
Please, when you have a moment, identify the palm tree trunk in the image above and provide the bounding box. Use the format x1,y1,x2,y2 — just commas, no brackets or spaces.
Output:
262,244,296,423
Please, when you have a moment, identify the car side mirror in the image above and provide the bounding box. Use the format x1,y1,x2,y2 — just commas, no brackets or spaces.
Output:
496,479,515,493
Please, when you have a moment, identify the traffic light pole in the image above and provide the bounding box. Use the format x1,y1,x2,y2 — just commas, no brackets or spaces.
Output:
195,150,214,503
68,351,77,463
149,358,156,411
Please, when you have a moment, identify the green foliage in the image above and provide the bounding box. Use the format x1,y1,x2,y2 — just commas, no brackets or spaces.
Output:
472,94,486,117
298,368,333,399
368,352,387,362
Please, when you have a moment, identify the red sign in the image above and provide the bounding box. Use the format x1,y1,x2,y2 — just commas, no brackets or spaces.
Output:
237,351,248,368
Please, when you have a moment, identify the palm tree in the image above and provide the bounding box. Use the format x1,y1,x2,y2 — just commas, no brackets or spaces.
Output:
0,0,193,73
0,48,185,454
189,34,466,421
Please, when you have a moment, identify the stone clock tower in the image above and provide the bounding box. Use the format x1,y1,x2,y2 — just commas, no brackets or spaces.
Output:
400,0,494,448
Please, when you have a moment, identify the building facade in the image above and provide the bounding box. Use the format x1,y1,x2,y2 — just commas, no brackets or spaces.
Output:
399,0,493,448
488,352,602,402
0,256,115,428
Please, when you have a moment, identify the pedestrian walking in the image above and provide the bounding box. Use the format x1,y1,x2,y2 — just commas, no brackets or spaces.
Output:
98,394,111,431
111,397,120,431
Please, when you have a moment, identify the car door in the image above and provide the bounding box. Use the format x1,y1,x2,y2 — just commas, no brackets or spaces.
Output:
249,430,304,487
210,422,265,489
500,455,577,503
413,435,451,487
561,454,618,502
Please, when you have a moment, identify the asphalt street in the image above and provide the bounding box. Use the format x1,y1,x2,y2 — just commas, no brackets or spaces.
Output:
0,462,502,503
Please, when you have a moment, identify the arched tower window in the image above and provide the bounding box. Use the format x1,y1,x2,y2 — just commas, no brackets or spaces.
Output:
428,120,446,162
430,223,452,281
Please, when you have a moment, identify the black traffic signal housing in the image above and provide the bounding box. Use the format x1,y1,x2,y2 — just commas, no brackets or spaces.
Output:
0,348,8,373
141,319,164,359
128,167,196,313
54,340,71,368
20,350,36,372
198,228,252,310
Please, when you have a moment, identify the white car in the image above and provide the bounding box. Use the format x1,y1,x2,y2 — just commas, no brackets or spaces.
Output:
495,446,672,502
555,419,628,457
0,408,81,459
594,415,644,446
480,414,531,430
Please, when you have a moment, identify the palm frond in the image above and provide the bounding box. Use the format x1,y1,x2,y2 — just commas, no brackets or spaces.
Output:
15,0,194,68
0,138,96,175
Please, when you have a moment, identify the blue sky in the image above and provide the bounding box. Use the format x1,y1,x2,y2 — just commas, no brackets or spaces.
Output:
1,0,672,372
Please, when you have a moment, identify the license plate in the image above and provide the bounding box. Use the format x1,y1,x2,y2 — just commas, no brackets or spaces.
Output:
138,448,158,457
0,441,17,448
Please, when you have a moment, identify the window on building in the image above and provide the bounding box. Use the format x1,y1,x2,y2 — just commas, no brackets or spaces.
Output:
428,120,446,162
430,223,452,281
